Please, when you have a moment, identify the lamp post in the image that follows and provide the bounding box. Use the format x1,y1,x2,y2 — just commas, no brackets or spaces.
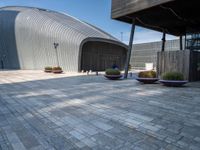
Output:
120,32,123,42
53,42,59,66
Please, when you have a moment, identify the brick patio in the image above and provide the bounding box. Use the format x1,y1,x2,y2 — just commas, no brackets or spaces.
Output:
0,70,200,150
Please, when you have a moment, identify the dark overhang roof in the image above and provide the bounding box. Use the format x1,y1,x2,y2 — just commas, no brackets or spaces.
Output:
112,0,200,36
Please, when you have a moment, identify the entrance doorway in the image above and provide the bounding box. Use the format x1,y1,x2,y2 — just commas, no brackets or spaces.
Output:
81,41,126,71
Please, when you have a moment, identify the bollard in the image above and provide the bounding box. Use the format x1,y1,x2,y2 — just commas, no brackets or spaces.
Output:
1,60,4,69
130,72,133,77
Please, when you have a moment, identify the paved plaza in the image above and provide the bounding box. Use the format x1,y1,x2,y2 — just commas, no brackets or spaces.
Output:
0,70,200,150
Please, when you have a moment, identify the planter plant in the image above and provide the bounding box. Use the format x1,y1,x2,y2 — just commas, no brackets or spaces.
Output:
104,68,122,80
44,66,53,73
136,70,158,84
52,66,63,74
159,72,188,87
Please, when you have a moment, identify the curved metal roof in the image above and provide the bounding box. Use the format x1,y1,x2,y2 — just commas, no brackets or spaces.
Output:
0,6,127,71
1,6,122,42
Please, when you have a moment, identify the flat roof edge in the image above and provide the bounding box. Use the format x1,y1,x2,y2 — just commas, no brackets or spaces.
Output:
112,0,174,20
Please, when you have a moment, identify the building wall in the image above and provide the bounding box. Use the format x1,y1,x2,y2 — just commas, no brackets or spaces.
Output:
81,41,126,71
112,0,173,19
157,50,190,80
0,6,127,71
0,10,20,69
130,39,183,69
14,9,83,71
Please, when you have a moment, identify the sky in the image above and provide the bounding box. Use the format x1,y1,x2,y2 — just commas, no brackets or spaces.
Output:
0,0,178,44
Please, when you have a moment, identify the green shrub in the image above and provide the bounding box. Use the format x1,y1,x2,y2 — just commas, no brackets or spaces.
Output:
105,68,121,75
52,66,62,70
138,70,156,78
45,66,52,70
162,72,184,80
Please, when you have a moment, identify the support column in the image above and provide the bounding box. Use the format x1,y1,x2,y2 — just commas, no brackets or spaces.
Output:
124,18,136,79
180,36,183,50
161,31,166,51
185,34,187,50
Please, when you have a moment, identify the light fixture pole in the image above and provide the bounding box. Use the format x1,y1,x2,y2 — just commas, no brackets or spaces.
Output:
120,32,123,42
54,42,59,66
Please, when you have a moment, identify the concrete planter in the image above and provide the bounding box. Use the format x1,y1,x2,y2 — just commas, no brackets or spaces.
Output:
44,69,52,73
52,70,63,74
104,74,122,80
136,78,159,84
159,80,188,87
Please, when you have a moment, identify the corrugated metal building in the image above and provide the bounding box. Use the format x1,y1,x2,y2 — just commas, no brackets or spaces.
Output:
0,6,127,71
130,39,183,69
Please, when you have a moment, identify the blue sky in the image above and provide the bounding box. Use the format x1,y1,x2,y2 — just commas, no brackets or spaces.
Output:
0,0,177,44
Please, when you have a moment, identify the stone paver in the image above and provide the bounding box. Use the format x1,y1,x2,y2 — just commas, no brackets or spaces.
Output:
0,70,200,150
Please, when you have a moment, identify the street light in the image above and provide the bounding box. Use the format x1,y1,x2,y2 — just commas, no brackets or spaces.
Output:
53,42,59,66
120,32,123,42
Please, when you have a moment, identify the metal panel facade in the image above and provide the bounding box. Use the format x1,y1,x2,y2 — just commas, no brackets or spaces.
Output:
81,41,126,71
0,6,127,71
130,39,183,69
0,10,20,69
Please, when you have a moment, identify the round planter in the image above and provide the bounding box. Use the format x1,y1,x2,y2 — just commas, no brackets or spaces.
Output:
104,74,122,80
159,80,188,87
136,78,159,84
52,70,63,74
44,70,52,73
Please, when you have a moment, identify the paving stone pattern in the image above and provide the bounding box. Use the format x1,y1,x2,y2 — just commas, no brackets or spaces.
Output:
0,70,200,150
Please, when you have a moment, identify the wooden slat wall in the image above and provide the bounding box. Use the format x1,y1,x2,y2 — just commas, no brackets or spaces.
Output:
111,0,173,19
157,50,190,80
81,42,126,71
189,51,200,81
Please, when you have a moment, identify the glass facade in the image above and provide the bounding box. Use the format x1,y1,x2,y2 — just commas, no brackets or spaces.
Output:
186,33,200,51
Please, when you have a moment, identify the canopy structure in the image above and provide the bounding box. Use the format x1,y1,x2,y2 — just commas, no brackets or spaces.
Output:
111,0,200,78
112,0,200,36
